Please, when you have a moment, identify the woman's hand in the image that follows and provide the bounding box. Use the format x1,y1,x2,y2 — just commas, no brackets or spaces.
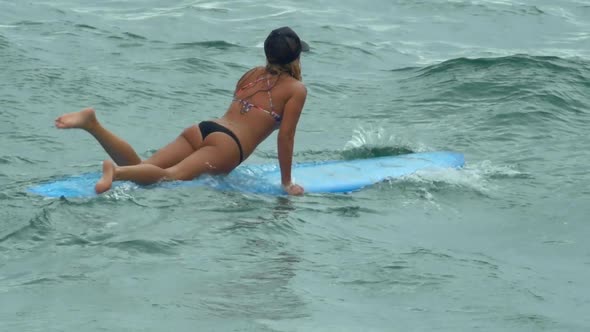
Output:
283,182,304,196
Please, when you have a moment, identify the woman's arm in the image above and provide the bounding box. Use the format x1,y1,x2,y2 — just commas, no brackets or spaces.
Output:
277,83,307,195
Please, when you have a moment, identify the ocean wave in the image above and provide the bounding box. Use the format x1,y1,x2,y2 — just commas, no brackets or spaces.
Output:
164,56,227,74
414,54,588,82
103,238,181,256
73,23,96,30
0,156,38,165
13,20,47,26
0,33,7,49
0,206,54,248
398,55,590,128
311,40,378,57
202,7,297,23
395,0,545,17
173,40,242,50
189,2,231,13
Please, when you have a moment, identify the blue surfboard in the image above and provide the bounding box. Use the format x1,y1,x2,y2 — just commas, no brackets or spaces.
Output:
27,151,464,198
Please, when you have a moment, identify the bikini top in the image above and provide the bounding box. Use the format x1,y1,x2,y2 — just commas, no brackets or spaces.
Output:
233,74,282,123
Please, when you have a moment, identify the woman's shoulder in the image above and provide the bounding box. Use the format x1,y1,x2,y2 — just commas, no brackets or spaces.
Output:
235,66,265,86
275,78,306,106
281,76,306,95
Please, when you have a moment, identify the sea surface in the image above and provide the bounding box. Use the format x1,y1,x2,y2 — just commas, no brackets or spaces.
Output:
1,0,590,331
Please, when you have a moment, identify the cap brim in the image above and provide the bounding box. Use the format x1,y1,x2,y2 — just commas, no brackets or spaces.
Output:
301,40,310,52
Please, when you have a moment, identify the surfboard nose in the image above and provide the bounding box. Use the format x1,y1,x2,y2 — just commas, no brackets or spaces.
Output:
449,152,465,167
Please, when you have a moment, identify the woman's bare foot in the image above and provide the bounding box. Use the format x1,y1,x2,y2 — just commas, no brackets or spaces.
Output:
95,160,115,194
55,108,98,130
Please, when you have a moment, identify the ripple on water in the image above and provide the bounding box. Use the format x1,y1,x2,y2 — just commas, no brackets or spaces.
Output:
102,238,181,256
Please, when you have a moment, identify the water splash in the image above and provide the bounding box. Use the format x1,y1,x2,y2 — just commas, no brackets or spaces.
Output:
342,126,429,159
396,159,529,196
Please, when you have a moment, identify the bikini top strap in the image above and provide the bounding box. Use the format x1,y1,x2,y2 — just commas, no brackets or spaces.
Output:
234,68,258,93
266,76,274,112
235,74,271,96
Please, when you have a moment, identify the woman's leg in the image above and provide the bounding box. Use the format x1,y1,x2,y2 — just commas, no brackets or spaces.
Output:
55,108,202,167
95,133,241,193
95,160,166,193
55,108,142,166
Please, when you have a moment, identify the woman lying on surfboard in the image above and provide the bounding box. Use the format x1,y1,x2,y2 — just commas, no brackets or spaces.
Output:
54,27,307,195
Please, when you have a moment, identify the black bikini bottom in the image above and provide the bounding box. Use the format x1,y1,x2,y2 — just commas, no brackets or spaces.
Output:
198,121,244,163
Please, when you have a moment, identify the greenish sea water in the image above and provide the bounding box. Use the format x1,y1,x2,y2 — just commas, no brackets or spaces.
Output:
1,1,590,331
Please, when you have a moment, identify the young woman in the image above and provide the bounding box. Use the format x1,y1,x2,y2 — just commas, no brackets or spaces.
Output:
54,27,307,195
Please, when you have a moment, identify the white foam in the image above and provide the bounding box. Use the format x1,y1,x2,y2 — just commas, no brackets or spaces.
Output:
400,159,528,196
344,126,429,152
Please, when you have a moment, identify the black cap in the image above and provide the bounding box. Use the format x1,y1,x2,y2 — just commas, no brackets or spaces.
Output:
264,27,302,65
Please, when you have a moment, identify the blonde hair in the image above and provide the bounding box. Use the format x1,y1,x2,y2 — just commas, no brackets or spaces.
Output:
265,59,302,81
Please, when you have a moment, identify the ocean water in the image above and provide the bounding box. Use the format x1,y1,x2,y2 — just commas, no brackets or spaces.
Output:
1,0,590,331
